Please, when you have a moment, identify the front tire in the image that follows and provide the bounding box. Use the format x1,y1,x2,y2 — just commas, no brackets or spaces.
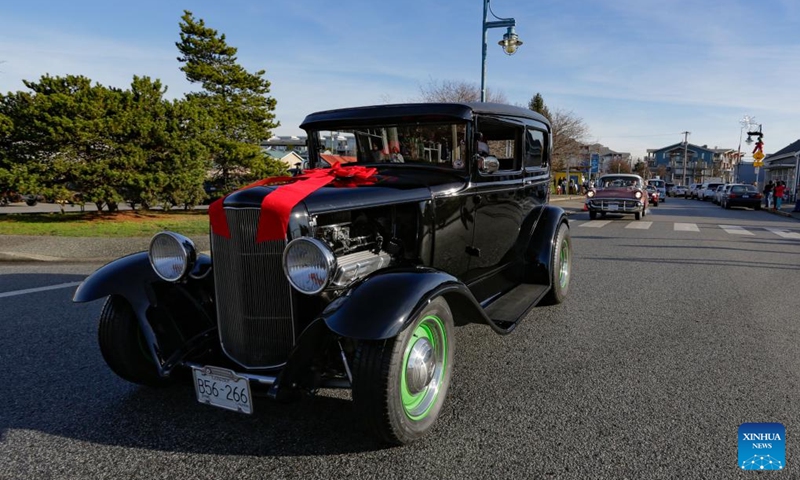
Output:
541,222,571,305
353,297,454,445
588,210,597,220
98,295,172,387
634,210,642,220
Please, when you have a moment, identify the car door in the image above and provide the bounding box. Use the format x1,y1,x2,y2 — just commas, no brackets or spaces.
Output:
463,116,526,303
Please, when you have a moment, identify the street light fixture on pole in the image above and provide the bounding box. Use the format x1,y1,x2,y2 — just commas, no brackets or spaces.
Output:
735,115,756,184
480,0,522,102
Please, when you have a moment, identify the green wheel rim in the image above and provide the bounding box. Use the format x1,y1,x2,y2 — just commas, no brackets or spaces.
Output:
400,314,447,420
558,237,570,289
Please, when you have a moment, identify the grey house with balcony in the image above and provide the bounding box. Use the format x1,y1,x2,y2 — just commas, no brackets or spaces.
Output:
646,143,727,184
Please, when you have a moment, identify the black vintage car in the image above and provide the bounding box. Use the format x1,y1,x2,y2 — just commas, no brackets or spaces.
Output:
73,102,572,445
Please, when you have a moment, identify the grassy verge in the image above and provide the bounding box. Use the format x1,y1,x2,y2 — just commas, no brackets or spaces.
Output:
0,211,210,237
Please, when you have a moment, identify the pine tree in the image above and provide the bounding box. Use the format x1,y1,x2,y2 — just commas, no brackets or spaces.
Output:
176,10,283,190
528,93,551,120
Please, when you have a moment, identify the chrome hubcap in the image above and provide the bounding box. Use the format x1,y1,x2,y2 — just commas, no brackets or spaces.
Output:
559,238,570,289
405,338,435,394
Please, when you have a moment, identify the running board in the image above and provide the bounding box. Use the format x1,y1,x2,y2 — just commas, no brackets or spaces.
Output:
484,283,549,326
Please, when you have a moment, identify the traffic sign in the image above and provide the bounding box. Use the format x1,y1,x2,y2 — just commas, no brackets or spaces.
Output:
753,151,765,161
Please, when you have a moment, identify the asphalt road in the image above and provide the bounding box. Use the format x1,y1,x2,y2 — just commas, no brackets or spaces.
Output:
1,197,798,479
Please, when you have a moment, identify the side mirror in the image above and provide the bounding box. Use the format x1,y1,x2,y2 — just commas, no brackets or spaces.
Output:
478,155,500,174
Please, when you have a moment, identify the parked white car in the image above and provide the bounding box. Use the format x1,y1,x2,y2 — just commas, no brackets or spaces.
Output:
672,185,688,197
699,182,725,201
689,183,702,199
713,184,730,204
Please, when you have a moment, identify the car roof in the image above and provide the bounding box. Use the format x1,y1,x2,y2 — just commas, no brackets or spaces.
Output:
300,102,550,130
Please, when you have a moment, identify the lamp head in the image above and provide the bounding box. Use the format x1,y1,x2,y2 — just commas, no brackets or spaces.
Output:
499,26,523,55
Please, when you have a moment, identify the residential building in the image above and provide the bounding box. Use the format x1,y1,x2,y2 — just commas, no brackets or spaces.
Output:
763,139,800,197
646,143,730,185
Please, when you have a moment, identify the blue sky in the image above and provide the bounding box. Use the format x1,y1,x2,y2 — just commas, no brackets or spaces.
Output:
1,0,799,160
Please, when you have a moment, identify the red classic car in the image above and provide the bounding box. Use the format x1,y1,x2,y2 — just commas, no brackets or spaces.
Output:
585,174,649,220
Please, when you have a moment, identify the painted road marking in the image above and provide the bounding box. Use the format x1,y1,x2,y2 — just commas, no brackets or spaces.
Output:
765,228,800,239
625,221,652,229
719,225,754,236
579,220,612,228
674,223,700,232
0,282,82,299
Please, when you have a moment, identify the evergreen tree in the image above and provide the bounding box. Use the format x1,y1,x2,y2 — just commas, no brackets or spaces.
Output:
176,10,283,190
114,76,212,209
528,93,551,120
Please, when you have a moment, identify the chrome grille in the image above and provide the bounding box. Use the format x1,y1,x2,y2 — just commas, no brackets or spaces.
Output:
211,208,295,368
589,199,641,211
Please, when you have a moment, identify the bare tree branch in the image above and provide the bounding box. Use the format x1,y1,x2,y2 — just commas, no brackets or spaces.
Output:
417,79,507,104
549,108,590,171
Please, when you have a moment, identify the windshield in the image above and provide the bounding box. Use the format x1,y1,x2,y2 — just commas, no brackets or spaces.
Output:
599,176,642,188
648,180,665,188
310,122,469,170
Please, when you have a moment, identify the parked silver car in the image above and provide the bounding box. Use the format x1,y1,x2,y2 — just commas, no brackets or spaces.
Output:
713,184,730,204
672,185,688,197
698,182,724,201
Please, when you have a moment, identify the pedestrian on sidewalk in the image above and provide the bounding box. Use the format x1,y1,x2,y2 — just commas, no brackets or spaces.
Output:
763,180,774,208
773,181,785,211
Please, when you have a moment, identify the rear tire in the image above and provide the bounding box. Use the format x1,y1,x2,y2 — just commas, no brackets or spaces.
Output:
541,222,571,305
353,297,454,445
98,295,172,387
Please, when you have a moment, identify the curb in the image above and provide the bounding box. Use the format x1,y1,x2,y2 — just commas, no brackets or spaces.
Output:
0,249,213,263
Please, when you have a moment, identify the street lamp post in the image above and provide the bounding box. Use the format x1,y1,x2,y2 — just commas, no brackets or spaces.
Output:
481,0,522,102
681,131,690,185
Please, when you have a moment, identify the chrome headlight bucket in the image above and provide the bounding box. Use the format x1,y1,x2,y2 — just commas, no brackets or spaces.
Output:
283,237,337,294
586,190,595,198
634,191,643,199
148,231,197,282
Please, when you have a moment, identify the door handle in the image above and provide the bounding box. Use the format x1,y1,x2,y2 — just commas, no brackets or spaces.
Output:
474,195,483,205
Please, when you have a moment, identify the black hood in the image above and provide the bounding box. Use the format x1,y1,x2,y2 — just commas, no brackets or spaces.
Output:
222,166,467,214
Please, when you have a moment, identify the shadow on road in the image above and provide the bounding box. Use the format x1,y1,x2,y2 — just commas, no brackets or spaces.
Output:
0,273,389,456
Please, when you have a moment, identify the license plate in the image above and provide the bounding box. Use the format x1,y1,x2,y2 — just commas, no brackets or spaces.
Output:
607,204,619,211
743,195,749,198
192,366,253,414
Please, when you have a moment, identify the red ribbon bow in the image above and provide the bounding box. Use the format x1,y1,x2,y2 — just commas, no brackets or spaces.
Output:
209,162,378,243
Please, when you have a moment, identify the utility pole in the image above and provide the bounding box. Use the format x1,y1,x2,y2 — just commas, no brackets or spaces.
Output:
681,131,690,185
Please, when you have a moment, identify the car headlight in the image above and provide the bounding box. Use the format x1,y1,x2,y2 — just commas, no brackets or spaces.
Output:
283,238,336,294
586,190,595,198
635,191,642,199
148,231,196,282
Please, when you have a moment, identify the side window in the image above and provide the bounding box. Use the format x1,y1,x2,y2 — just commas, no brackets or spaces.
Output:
525,129,545,168
476,118,521,172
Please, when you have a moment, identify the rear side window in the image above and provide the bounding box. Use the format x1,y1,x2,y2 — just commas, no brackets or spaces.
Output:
524,129,545,168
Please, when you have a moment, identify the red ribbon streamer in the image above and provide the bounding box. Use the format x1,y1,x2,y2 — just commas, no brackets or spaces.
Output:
209,162,377,242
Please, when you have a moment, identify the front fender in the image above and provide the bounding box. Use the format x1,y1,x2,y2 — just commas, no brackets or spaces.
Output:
73,252,159,305
525,205,568,285
73,252,212,305
321,267,512,340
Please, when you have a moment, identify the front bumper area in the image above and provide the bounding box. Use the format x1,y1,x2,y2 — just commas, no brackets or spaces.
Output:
586,198,644,212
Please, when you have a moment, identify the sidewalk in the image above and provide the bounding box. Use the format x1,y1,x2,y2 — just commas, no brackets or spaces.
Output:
0,195,794,263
